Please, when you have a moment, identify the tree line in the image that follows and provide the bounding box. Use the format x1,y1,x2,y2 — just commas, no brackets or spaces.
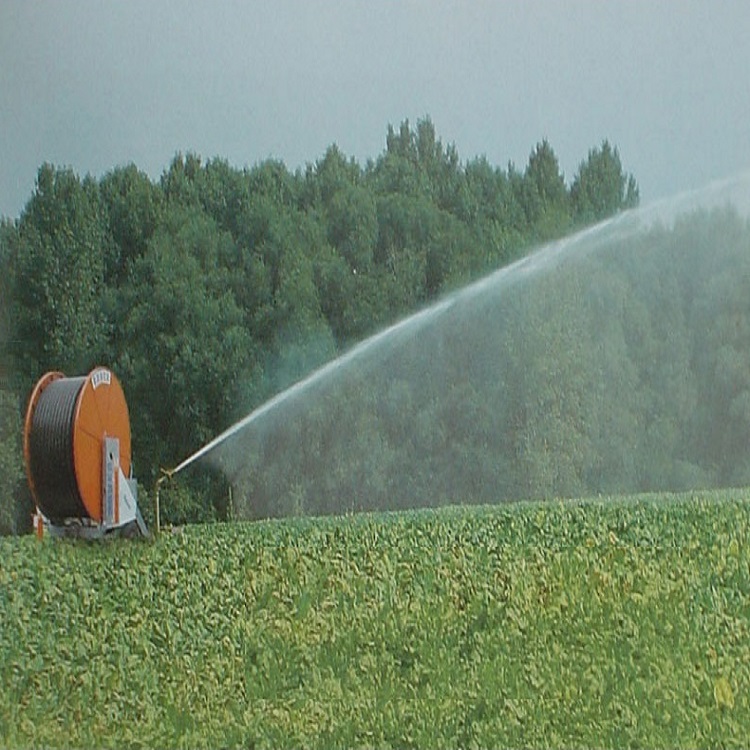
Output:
223,202,750,520
0,118,639,532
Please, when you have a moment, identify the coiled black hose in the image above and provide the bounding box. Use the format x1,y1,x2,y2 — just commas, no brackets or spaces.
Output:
27,377,88,522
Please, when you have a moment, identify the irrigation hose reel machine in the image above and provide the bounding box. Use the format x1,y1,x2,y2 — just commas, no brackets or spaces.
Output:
23,367,149,539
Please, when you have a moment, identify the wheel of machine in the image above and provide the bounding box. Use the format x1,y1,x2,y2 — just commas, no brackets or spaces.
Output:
24,367,132,524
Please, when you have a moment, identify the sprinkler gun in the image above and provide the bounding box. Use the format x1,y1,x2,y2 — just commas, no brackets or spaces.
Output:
154,467,175,535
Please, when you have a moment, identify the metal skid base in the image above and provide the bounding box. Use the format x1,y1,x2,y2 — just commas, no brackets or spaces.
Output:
33,437,149,539
37,511,149,540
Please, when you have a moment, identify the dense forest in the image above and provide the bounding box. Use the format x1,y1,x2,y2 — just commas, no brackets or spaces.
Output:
221,201,750,521
0,118,640,532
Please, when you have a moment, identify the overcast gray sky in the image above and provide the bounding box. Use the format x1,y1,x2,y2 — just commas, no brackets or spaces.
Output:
1,1,749,219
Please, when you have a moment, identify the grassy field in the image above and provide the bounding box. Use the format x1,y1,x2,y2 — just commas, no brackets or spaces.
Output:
1,490,750,748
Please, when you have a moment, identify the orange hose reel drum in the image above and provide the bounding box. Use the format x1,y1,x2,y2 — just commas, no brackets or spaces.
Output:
24,367,132,523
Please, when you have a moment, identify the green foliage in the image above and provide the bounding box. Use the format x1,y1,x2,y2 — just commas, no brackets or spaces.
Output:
571,140,639,224
115,206,257,488
0,221,26,534
99,163,164,284
0,388,28,535
522,139,571,240
1,491,750,748
221,203,750,520
9,165,111,385
157,474,223,526
1,119,640,528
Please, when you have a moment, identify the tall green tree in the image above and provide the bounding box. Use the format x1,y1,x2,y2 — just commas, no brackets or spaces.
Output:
313,145,362,206
159,152,203,207
262,212,337,395
115,206,256,502
0,220,28,534
683,208,750,486
9,164,111,386
99,164,164,283
0,219,16,382
571,140,639,224
325,182,378,274
521,140,571,241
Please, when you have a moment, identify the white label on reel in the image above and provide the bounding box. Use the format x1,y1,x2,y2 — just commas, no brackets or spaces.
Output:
91,369,112,389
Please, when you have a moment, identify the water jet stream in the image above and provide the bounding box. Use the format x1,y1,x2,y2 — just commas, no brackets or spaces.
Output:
169,295,457,476
168,213,619,477
168,173,750,520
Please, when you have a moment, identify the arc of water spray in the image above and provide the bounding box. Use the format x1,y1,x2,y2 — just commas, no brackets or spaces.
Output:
166,295,458,477
164,209,628,480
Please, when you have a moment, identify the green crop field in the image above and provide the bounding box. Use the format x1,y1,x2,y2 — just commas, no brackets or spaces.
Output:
1,490,750,749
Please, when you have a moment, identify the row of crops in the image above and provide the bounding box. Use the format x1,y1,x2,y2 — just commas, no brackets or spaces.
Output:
1,490,749,748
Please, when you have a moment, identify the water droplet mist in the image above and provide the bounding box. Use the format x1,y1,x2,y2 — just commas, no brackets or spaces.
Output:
172,173,750,519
